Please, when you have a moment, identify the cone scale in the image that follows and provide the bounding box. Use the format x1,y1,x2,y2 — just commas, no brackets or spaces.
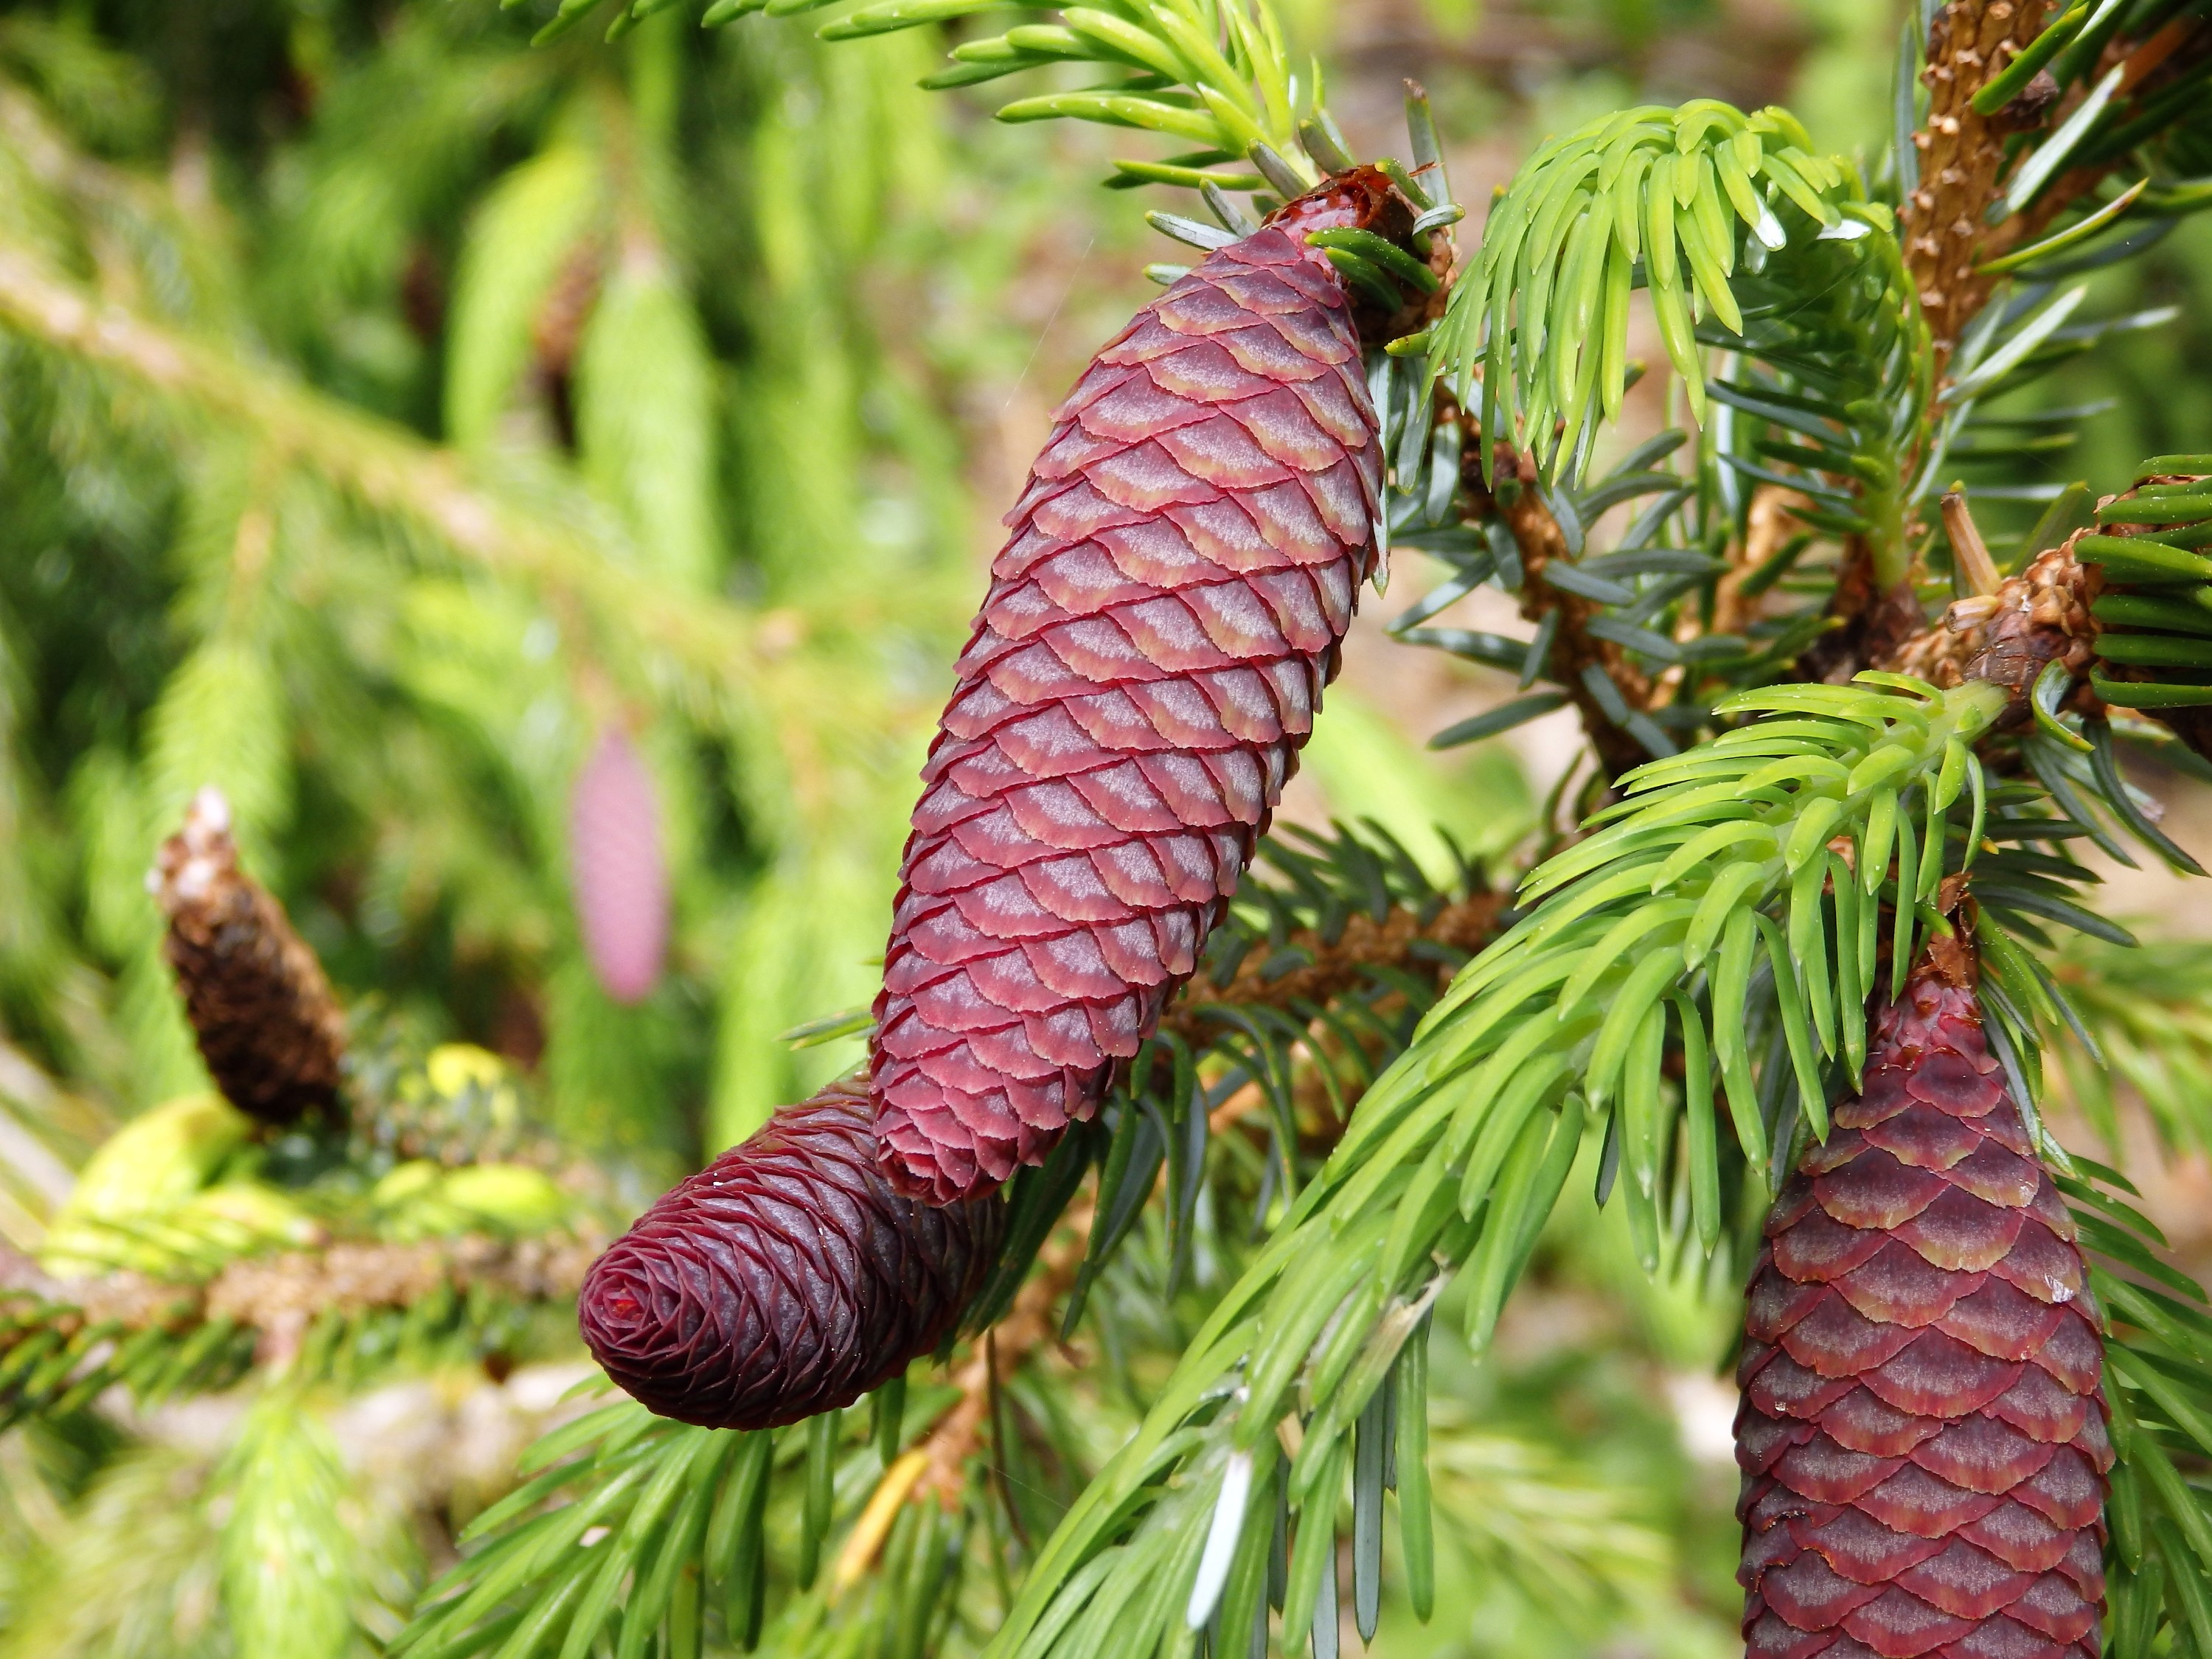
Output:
578,1082,1002,1430
872,170,1404,1203
1738,942,2110,1659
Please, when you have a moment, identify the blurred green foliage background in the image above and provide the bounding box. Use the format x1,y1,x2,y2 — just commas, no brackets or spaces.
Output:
1,0,2209,1654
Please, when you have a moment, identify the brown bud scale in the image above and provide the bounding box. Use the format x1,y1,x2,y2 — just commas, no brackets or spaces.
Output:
1884,541,2099,716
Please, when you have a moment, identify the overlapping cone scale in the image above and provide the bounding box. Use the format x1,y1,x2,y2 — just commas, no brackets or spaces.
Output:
872,179,1394,1203
579,1084,1004,1430
1738,950,2110,1659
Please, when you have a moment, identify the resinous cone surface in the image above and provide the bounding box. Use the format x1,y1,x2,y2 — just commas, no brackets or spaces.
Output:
872,182,1394,1203
1737,955,2110,1659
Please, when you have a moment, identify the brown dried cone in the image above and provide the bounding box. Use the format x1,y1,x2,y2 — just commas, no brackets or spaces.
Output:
873,170,1412,1203
578,1082,1004,1430
152,786,348,1127
1737,937,2110,1659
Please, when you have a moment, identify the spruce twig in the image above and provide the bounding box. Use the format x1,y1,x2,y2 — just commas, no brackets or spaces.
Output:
1159,891,1502,1046
1906,1,2212,376
0,246,760,697
1464,439,1654,778
1904,0,2062,375
0,1231,599,1422
914,1196,1093,1511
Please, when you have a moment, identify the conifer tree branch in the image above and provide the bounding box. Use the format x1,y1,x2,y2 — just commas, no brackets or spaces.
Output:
1904,2,2212,379
1159,891,1503,1046
0,1231,599,1424
830,1206,1096,1592
30,10,2212,1648
1431,102,1863,468
914,1196,1093,1512
2071,460,2212,765
2047,933,2212,1155
1880,456,2212,771
990,679,2030,1658
0,246,761,699
1420,97,1932,704
1903,0,2061,375
203,1233,599,1342
1461,438,1656,778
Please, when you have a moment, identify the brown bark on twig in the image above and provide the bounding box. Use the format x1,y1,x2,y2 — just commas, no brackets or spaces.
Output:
1903,0,2059,378
1800,544,1928,689
916,1197,1094,1509
2,1231,599,1346
1905,4,2212,379
1463,439,1654,777
1160,892,1504,1046
1865,2,2208,685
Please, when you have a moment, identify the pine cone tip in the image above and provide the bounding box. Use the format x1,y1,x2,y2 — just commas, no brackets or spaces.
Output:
580,1083,1003,1430
150,785,238,911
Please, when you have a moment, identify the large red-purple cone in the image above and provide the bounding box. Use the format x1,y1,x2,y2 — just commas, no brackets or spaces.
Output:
569,726,668,1005
1737,946,2110,1659
872,173,1401,1203
579,1083,1003,1430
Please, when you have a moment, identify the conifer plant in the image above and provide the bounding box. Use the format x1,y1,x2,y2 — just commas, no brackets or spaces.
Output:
10,1,2212,1658
521,0,2212,1651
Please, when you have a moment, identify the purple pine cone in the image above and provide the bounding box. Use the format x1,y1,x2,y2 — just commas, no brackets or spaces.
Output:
1739,945,2109,1659
578,1083,1004,1430
870,169,1411,1203
569,726,669,1004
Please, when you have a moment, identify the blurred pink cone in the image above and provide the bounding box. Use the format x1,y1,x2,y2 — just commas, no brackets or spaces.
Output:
569,727,668,1004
